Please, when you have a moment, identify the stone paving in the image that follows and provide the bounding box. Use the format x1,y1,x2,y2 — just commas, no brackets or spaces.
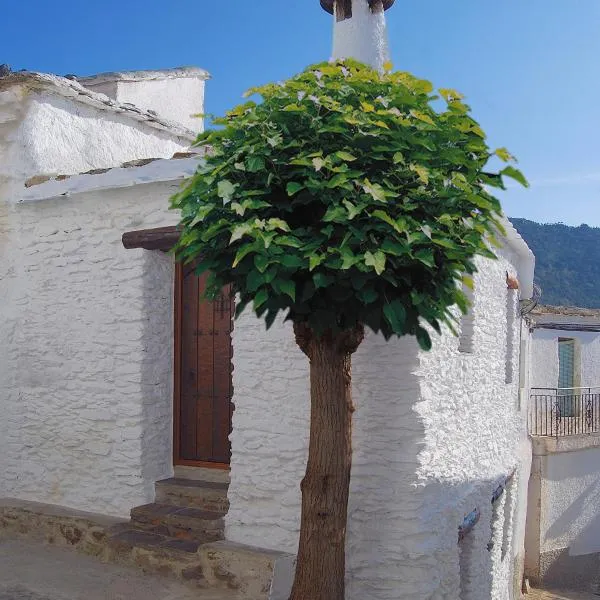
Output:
0,539,236,600
527,588,600,599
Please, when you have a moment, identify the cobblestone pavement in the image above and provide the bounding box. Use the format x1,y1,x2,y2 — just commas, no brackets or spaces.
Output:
0,539,235,600
527,588,600,599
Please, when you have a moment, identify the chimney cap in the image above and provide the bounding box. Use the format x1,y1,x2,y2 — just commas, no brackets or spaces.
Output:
320,0,394,14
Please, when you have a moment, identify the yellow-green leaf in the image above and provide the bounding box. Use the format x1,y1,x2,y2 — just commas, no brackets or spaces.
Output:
364,250,386,275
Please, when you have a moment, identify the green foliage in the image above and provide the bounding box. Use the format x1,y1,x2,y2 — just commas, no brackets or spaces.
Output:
512,218,600,308
171,60,528,349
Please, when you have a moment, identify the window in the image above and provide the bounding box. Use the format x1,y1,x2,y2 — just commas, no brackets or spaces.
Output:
558,338,576,389
458,281,475,354
558,338,578,417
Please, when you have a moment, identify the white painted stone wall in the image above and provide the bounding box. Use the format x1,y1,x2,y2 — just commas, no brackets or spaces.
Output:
543,443,600,557
531,325,600,390
0,180,180,517
79,68,208,134
227,248,531,600
9,92,189,182
331,0,390,71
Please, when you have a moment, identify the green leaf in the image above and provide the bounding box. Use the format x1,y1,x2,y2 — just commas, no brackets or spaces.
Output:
217,180,236,203
313,272,333,289
501,166,529,188
286,182,303,196
416,327,433,351
254,254,269,273
415,248,436,268
188,204,214,226
253,288,268,310
393,152,405,164
309,254,324,271
233,245,254,267
494,147,515,163
267,218,290,232
277,279,296,301
410,164,429,185
410,110,435,126
247,270,264,292
335,151,357,162
343,200,360,220
383,299,406,333
246,156,266,173
230,223,254,244
280,254,304,268
364,250,386,275
312,157,325,172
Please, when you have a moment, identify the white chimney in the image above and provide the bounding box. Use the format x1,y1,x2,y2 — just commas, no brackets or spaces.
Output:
321,0,393,71
78,67,210,134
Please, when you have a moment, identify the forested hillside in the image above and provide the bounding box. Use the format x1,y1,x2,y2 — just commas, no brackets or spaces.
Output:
511,218,600,308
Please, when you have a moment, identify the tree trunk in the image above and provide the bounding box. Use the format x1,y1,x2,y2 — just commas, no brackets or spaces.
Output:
289,323,364,600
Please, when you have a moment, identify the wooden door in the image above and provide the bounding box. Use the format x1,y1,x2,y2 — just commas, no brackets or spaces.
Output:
174,263,234,466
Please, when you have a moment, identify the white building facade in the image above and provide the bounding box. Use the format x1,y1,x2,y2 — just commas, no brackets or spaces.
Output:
525,306,600,593
0,4,539,597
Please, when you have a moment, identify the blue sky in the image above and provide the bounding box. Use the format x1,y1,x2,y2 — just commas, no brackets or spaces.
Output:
3,1,599,226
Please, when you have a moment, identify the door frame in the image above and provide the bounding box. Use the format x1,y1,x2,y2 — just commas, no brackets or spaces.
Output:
172,262,230,470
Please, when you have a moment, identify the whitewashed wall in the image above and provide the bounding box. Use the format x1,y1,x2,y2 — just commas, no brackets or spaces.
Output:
4,91,189,184
227,249,530,600
543,443,600,557
415,253,530,600
531,326,600,389
0,181,179,517
525,435,600,591
79,68,207,134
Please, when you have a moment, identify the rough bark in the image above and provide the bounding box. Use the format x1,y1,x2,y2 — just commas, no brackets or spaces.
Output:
289,322,364,600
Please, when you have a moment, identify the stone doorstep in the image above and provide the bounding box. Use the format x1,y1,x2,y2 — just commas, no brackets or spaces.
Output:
130,502,225,542
155,478,229,512
174,466,230,484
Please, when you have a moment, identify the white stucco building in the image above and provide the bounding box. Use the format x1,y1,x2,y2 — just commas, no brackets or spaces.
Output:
525,306,600,593
0,2,541,599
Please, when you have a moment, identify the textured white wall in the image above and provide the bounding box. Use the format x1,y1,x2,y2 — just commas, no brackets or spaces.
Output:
12,92,188,181
0,180,180,517
414,253,530,600
542,445,600,556
530,330,560,389
531,321,600,390
114,79,206,134
226,251,529,599
331,0,390,71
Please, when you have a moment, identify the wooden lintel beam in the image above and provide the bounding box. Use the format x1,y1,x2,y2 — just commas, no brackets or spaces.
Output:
122,225,181,251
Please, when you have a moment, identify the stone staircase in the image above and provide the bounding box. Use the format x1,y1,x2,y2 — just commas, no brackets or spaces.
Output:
1,475,294,599
106,473,229,585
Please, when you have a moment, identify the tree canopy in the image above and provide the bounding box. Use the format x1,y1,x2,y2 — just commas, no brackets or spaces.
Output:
171,60,527,349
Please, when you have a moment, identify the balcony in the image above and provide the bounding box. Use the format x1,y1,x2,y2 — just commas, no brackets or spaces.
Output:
529,387,600,437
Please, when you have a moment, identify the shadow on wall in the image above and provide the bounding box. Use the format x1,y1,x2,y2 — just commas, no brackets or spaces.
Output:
544,479,600,553
139,250,175,501
425,475,518,600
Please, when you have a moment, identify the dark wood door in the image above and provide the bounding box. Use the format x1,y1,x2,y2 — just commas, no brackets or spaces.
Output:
174,263,233,466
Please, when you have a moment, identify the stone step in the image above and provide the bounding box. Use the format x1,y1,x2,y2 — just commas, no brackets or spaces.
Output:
155,478,229,512
130,503,224,542
106,525,207,584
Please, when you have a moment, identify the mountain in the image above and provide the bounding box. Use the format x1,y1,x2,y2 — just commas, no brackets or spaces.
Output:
510,218,600,309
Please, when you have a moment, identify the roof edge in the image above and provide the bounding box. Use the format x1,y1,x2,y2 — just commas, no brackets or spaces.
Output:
78,66,211,86
0,71,197,141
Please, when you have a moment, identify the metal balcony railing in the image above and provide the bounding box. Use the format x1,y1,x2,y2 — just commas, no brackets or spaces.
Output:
529,387,600,437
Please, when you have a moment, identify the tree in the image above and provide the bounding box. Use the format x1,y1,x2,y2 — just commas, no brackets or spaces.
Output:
170,60,527,600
